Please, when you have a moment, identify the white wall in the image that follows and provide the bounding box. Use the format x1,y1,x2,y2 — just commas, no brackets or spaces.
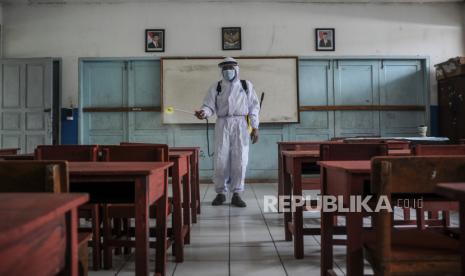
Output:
2,2,464,106
0,4,3,57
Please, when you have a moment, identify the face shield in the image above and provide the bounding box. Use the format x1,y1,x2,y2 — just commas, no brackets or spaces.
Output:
218,57,239,82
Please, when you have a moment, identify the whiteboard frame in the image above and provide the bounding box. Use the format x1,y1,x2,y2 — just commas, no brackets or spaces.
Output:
160,56,300,124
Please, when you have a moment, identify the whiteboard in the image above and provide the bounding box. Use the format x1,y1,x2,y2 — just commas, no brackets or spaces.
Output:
161,57,299,124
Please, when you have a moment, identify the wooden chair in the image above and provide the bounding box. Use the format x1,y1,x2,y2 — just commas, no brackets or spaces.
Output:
168,146,201,223
34,145,101,271
100,145,185,267
0,160,92,276
320,142,390,221
293,143,321,189
412,145,465,229
365,156,464,276
414,144,465,156
121,142,200,223
35,145,99,161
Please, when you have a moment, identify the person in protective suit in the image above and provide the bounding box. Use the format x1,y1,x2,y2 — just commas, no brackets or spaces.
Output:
195,57,260,207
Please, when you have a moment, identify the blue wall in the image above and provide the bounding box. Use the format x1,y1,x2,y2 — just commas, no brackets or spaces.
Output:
76,58,430,179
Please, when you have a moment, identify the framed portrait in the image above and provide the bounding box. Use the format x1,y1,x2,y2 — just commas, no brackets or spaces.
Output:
315,28,335,51
222,27,241,51
145,29,165,52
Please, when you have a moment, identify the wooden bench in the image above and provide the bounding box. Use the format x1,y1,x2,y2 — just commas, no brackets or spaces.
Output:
364,156,465,276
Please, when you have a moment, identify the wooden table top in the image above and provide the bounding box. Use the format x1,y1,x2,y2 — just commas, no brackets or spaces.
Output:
318,160,371,174
282,150,320,157
282,149,409,158
278,141,323,145
0,153,34,160
169,151,193,158
436,183,465,201
0,193,88,244
0,148,20,153
386,149,412,156
171,147,200,151
69,162,173,176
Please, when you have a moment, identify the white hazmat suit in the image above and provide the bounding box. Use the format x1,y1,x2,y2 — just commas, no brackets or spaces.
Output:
200,60,260,194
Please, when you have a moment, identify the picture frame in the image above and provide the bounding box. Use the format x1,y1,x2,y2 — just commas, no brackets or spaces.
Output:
145,29,165,52
315,28,335,51
222,27,241,51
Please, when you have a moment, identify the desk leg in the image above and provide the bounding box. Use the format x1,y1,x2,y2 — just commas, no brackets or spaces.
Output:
277,146,283,212
156,173,168,276
65,208,79,276
346,176,364,276
91,204,101,270
172,162,184,262
195,153,201,215
321,167,333,276
460,202,465,274
135,178,149,276
293,160,304,259
283,158,292,241
190,156,197,224
183,166,191,244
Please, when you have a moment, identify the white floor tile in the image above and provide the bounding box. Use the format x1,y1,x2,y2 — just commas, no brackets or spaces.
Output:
174,261,229,276
230,260,286,276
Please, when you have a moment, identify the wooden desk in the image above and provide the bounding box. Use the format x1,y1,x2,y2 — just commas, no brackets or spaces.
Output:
319,160,371,276
436,182,465,274
278,142,322,204
0,153,34,160
68,162,172,276
282,150,320,258
0,148,19,155
168,151,192,262
0,193,88,276
386,148,412,156
278,142,411,208
171,147,200,223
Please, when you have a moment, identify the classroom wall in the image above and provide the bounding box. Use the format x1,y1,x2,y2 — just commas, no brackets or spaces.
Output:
2,2,464,107
0,4,3,57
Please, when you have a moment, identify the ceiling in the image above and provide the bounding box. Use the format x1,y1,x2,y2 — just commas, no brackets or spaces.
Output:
1,0,463,4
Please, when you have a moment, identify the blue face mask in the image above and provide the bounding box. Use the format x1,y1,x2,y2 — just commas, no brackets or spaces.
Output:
222,69,236,81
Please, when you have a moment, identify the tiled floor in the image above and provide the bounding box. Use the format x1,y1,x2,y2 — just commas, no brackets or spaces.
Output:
89,183,459,276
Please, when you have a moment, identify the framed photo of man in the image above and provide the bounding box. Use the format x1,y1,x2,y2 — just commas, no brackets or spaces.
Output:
222,27,241,51
145,29,165,52
315,28,335,51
